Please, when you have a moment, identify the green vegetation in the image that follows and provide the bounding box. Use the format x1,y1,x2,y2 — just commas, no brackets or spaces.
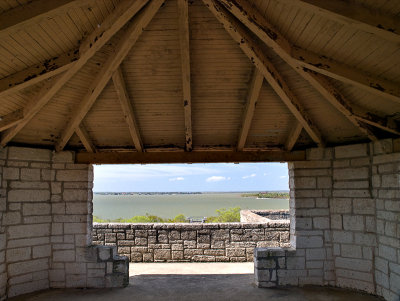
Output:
93,207,241,223
241,192,289,199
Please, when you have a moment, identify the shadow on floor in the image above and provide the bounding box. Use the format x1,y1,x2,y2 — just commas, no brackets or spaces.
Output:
10,274,382,301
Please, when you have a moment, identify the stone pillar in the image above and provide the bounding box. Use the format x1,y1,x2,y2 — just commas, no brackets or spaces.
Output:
0,148,7,301
0,147,128,299
254,139,400,301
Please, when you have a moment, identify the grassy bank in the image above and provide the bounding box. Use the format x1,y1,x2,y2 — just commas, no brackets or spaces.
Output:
241,192,289,199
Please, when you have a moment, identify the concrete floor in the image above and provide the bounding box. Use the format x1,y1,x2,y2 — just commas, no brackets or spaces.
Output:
11,263,382,301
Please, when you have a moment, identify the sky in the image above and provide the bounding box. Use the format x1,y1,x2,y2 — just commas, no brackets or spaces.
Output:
93,163,289,192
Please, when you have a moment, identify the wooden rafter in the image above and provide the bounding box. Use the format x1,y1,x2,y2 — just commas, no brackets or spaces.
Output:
216,0,400,139
56,0,165,151
203,0,324,147
0,0,149,98
112,67,144,152
0,110,24,132
75,150,306,164
0,0,150,147
0,0,95,37
285,122,303,151
177,0,193,152
237,68,264,151
75,125,96,153
217,0,400,104
279,0,400,44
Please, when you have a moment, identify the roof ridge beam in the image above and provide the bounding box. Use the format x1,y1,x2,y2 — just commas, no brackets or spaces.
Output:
177,0,193,152
203,0,325,147
217,0,400,103
55,0,166,151
0,0,150,147
0,0,149,98
237,68,264,151
112,67,144,152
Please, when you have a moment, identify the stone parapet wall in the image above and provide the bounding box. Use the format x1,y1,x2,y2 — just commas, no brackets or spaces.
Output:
0,147,128,300
92,222,290,262
254,139,400,301
240,210,289,223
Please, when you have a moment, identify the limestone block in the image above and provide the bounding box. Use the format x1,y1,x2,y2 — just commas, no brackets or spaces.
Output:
64,223,87,234
66,274,86,288
20,168,41,181
10,181,49,190
335,144,368,159
7,279,49,298
23,203,51,216
6,247,31,262
335,257,372,272
65,202,89,215
56,170,92,182
52,151,75,163
343,215,365,231
8,190,50,203
3,168,19,180
8,258,49,277
340,244,362,258
296,236,323,248
53,250,75,262
63,190,90,202
8,224,50,239
330,199,352,214
154,249,171,261
8,147,51,162
2,211,21,225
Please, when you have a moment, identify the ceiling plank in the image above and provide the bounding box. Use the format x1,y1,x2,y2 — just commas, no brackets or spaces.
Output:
75,125,96,153
0,0,150,147
279,0,400,44
55,0,166,151
112,67,144,152
0,110,24,132
285,122,303,151
0,0,95,37
203,0,325,147
177,0,193,152
217,0,400,104
237,68,264,151
75,150,306,164
0,0,149,98
301,70,378,141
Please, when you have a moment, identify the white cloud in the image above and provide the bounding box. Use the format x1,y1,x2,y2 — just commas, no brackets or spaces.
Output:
242,173,256,179
206,176,228,182
94,164,219,180
280,175,287,179
169,177,184,181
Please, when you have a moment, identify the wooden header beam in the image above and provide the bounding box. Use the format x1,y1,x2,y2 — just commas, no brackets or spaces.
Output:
76,150,306,164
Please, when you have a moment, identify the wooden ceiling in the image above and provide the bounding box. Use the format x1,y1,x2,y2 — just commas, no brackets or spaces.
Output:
0,0,399,163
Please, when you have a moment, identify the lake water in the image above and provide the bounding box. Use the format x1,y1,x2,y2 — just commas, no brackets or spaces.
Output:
93,193,289,220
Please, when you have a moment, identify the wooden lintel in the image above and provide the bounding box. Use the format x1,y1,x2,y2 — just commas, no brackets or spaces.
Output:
177,0,193,152
0,0,95,37
285,122,303,151
203,0,325,147
75,150,306,164
281,0,400,44
0,109,24,132
75,125,96,153
217,0,400,103
0,0,150,148
237,68,264,151
56,0,165,151
112,67,144,152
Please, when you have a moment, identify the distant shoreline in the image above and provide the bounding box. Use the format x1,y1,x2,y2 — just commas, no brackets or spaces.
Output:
94,191,289,196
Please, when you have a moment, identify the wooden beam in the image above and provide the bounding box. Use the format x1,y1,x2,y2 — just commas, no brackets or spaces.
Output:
279,0,400,44
301,70,378,141
0,0,149,147
0,110,24,132
112,67,144,152
203,0,324,147
75,125,96,153
56,0,165,151
177,0,193,152
285,122,303,151
75,150,306,164
217,0,400,103
237,68,264,151
0,0,95,37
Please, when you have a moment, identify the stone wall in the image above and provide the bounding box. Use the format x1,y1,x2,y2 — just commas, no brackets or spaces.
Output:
92,222,290,262
0,147,128,300
240,210,289,223
254,139,400,301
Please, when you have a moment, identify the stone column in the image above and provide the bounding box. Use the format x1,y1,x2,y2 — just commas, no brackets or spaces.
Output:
0,148,7,301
